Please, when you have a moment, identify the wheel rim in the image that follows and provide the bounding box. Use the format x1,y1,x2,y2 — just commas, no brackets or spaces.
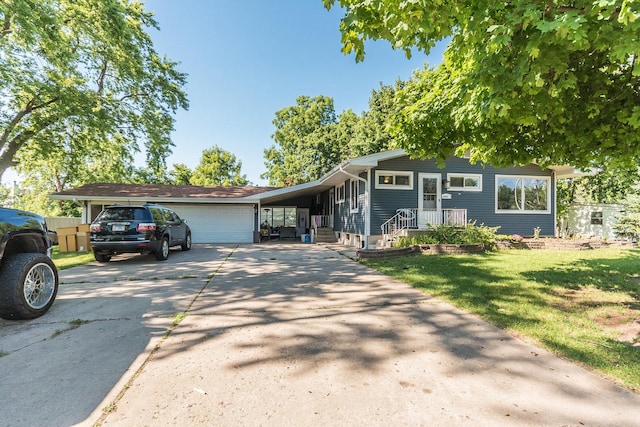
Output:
23,263,56,310
162,239,169,257
186,234,192,248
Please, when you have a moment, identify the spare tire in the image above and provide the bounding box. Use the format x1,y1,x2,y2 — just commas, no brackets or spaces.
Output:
0,253,59,320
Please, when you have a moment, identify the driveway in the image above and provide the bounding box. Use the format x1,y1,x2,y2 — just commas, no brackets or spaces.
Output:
0,243,638,426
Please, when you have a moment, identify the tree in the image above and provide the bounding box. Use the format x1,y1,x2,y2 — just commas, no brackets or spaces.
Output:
613,185,640,240
262,95,342,186
346,82,400,158
323,1,640,170
190,146,248,186
170,163,193,185
0,0,188,181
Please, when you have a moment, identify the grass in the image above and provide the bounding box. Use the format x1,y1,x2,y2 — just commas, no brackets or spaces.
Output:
52,247,94,270
362,248,640,392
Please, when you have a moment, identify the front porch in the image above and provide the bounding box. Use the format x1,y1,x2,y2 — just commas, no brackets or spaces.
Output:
380,208,468,248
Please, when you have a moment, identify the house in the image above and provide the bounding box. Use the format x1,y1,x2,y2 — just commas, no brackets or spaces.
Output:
50,149,583,248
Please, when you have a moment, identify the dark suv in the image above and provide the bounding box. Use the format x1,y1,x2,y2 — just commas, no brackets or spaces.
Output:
0,207,58,320
90,204,191,262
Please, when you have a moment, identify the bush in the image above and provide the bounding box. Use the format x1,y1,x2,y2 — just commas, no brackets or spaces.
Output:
394,222,501,250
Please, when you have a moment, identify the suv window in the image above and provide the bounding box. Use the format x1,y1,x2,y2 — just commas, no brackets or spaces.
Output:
149,207,167,224
98,207,149,221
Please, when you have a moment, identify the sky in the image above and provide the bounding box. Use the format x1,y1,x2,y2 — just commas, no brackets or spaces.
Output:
3,0,446,187
144,0,447,186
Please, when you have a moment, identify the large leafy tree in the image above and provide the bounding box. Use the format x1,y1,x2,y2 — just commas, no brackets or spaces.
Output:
323,1,640,170
262,87,400,186
0,0,188,181
262,95,342,186
190,145,248,186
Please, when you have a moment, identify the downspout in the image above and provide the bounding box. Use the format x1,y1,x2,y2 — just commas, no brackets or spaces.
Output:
553,171,558,237
339,165,369,249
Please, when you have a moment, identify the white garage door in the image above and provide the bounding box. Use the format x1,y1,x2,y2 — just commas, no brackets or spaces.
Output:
170,204,255,243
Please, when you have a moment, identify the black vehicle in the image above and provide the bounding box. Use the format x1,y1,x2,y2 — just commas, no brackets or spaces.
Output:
90,204,192,262
0,207,59,320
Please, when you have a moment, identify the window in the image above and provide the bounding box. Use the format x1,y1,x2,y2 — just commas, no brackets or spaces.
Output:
374,170,413,189
350,179,359,212
261,207,297,228
591,211,603,225
447,173,482,191
496,175,550,213
335,183,345,203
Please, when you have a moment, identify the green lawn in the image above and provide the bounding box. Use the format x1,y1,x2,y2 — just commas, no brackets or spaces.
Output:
362,248,640,392
52,248,94,270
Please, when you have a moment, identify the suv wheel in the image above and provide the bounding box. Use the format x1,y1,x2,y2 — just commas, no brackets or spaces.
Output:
181,232,192,251
155,236,170,261
93,250,112,263
0,253,59,320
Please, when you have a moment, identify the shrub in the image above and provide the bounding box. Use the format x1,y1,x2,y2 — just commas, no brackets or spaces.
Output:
394,222,501,250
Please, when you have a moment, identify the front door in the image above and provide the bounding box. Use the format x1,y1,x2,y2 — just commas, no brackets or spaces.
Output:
418,173,441,227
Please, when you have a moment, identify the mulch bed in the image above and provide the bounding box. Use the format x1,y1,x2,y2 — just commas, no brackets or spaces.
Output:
357,238,636,259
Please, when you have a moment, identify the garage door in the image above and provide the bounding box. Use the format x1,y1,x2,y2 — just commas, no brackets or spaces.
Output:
169,204,255,243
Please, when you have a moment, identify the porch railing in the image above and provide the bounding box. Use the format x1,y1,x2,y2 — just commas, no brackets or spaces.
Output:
380,208,468,243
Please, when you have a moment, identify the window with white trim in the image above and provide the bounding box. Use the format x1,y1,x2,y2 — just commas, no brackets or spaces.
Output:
447,173,482,191
335,183,345,204
350,179,359,212
496,175,551,213
374,170,413,189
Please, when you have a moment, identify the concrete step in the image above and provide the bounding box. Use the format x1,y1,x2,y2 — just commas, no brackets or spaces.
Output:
314,228,337,243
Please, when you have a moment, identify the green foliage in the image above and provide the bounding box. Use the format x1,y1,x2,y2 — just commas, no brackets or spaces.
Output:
324,1,640,171
190,145,248,186
262,84,400,186
613,185,640,239
262,95,341,186
169,163,193,185
0,0,188,182
395,222,501,250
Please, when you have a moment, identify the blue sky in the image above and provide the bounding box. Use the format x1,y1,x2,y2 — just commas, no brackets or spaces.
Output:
145,0,446,185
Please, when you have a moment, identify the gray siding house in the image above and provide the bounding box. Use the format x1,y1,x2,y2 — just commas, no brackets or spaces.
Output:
51,150,582,248
258,149,582,248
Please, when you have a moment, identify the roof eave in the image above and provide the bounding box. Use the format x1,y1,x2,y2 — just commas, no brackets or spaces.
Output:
48,194,257,204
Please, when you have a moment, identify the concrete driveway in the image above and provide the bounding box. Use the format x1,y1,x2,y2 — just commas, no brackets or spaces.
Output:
0,243,638,426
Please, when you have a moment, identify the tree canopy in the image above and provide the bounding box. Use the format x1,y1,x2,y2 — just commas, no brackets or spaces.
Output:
262,95,341,186
190,145,248,186
262,86,400,186
0,0,188,181
323,1,640,169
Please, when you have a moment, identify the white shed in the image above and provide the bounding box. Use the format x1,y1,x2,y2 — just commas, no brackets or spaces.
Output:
563,203,623,239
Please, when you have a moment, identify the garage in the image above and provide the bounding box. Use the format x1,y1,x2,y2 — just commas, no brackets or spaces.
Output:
48,184,273,244
170,204,255,243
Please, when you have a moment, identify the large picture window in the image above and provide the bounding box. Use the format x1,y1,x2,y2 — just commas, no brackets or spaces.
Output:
496,175,550,213
261,207,296,228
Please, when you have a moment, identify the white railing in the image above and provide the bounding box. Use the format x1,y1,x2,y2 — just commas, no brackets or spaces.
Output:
380,208,468,242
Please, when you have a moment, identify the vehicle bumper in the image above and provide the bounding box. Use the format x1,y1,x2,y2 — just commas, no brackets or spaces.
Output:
90,240,159,253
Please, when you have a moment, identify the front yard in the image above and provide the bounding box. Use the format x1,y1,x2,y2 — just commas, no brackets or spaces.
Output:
362,248,640,392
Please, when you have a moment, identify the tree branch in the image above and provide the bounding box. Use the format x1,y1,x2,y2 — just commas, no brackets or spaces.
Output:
2,11,11,36
97,58,108,94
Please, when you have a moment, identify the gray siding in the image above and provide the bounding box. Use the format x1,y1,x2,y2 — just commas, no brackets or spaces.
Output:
334,176,366,235
371,156,555,236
